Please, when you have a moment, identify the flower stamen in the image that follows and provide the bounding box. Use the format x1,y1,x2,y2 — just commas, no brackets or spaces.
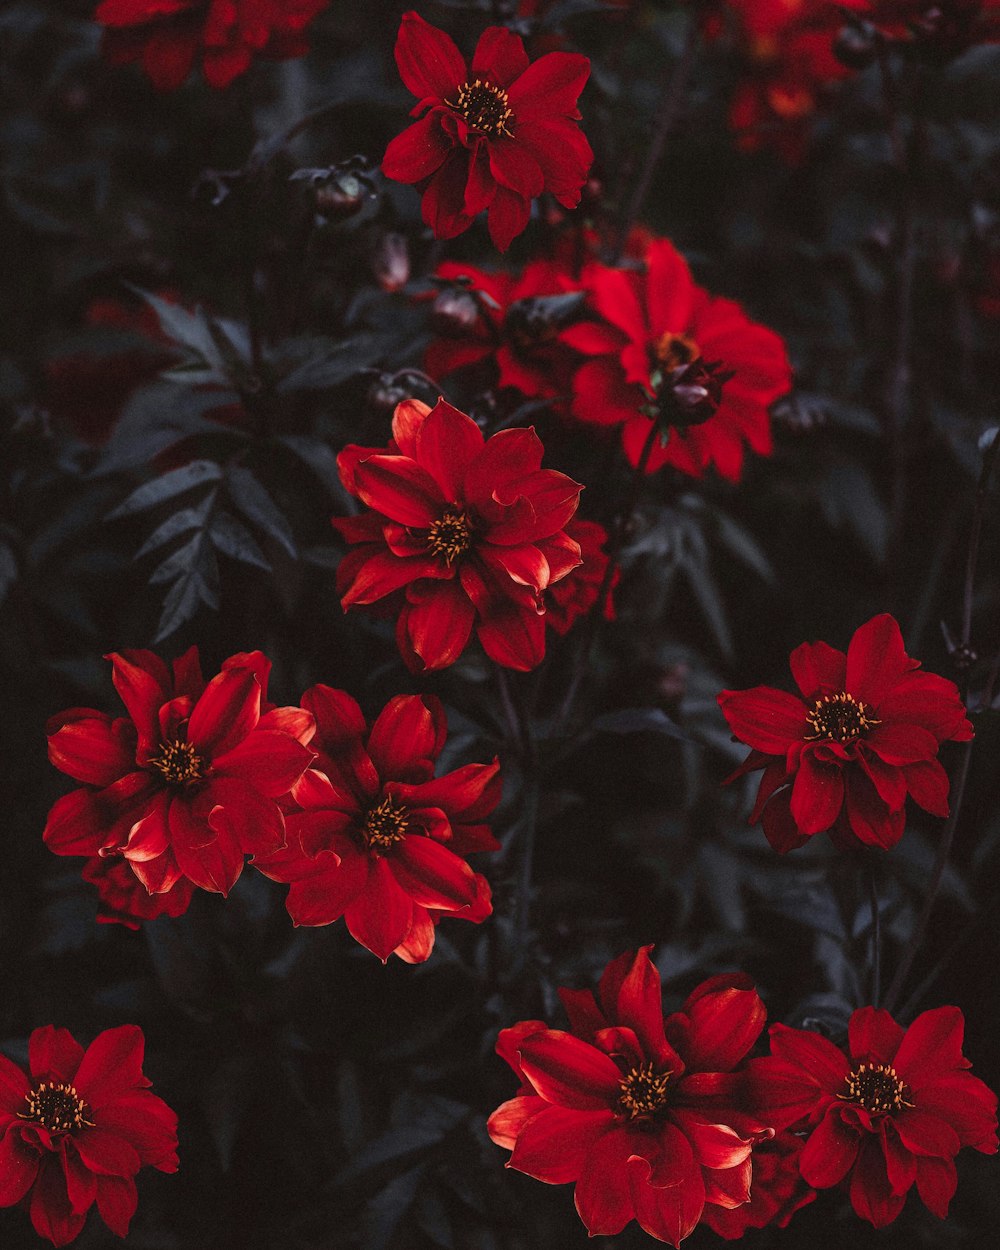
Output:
805,692,880,743
427,509,473,565
19,1082,94,1134
838,1062,912,1115
148,738,207,788
448,79,514,137
617,1063,671,1121
361,796,410,852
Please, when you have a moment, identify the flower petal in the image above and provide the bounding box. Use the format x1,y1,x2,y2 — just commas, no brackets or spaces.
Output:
627,1130,706,1247
414,400,484,499
352,454,444,526
74,1026,145,1107
394,11,465,102
718,686,809,754
789,752,844,835
798,1109,860,1188
29,1026,85,1085
846,614,914,705
471,25,529,86
382,114,451,184
789,640,847,701
509,1106,616,1183
389,835,479,909
344,857,414,961
517,1030,623,1109
187,666,260,758
572,1126,634,1235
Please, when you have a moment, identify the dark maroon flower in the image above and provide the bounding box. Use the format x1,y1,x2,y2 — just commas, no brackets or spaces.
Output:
81,856,195,929
381,11,592,251
702,1131,815,1237
749,1005,998,1226
0,1025,177,1246
545,518,617,636
719,613,973,851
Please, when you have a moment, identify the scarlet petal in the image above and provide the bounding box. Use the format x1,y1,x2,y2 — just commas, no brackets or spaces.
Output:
573,1127,634,1235
487,1095,547,1150
627,1134,706,1248
95,1173,138,1238
96,1091,178,1170
487,185,532,252
367,694,445,782
845,769,899,848
845,613,912,705
73,1127,141,1177
394,11,465,102
611,948,675,1068
680,980,766,1071
892,1006,966,1087
389,835,479,910
882,1121,917,1194
395,759,501,823
402,580,477,671
0,1053,31,1112
894,1108,961,1159
517,1030,623,1109
170,799,244,895
717,686,809,754
670,1112,753,1169
414,400,484,499
340,550,448,608
475,598,546,671
789,640,847,701
507,51,590,121
344,857,414,961
382,114,451,184
29,1026,85,1084
204,778,286,856
849,1007,904,1065
509,1106,616,1183
769,1023,850,1090
421,152,475,240
74,1025,145,1106
353,454,444,526
799,1109,860,1188
30,1157,86,1248
47,714,135,787
904,759,950,817
0,1127,39,1205
187,666,260,758
471,24,529,86
285,851,369,927
866,722,939,765
848,1136,906,1227
789,752,844,835
489,140,544,198
42,789,108,857
107,650,170,758
915,1073,998,1150
915,1155,957,1219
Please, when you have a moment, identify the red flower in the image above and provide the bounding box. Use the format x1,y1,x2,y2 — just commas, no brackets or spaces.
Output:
95,0,328,91
545,518,617,636
254,686,500,962
857,2,1000,57
702,1132,815,1237
333,397,584,672
564,235,791,480
43,648,316,898
749,1005,998,1227
0,1025,178,1246
426,258,582,400
81,857,195,929
718,613,973,852
488,948,773,1246
381,11,592,251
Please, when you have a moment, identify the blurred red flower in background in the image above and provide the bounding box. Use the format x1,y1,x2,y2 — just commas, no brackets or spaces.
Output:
488,947,773,1246
382,11,592,251
702,1131,815,1238
545,518,616,635
749,1005,998,1226
0,1025,177,1246
255,686,499,962
719,613,973,852
43,648,315,898
95,0,328,90
565,235,791,480
81,856,196,928
333,397,584,672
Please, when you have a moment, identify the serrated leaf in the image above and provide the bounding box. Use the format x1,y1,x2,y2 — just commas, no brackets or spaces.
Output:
127,287,229,382
90,384,243,476
134,498,216,560
225,466,296,557
108,460,222,520
209,511,270,570
154,544,220,642
274,334,386,393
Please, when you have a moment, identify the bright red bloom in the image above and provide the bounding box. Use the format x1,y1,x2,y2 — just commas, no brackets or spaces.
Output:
43,648,316,898
254,686,500,962
718,613,973,852
426,258,582,400
565,235,791,480
333,398,584,672
702,1131,815,1237
0,1025,178,1246
95,0,328,91
749,1005,998,1227
488,948,773,1246
545,518,616,636
81,856,195,929
381,11,592,251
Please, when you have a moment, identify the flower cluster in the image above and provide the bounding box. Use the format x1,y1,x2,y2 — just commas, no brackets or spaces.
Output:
0,1025,177,1246
95,0,329,90
719,613,973,851
381,12,593,251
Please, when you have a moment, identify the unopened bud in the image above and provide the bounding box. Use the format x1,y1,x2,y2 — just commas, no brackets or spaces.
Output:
431,287,481,337
372,232,410,293
834,20,880,70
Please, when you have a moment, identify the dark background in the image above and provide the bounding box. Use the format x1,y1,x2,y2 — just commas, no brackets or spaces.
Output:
2,1,999,1246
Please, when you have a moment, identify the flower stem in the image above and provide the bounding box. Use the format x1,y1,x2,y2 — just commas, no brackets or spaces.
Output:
868,861,882,1009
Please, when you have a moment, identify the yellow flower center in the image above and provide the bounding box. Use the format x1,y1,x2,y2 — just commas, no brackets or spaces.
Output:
805,692,880,743
426,509,473,565
19,1083,94,1134
652,331,700,371
838,1062,912,1115
617,1063,671,1121
361,796,410,851
148,738,207,787
448,79,514,137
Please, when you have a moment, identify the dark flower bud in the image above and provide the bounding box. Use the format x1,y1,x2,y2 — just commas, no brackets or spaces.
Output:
371,231,410,293
431,286,481,337
367,372,412,416
834,20,880,70
314,172,367,219
644,358,734,431
504,292,585,350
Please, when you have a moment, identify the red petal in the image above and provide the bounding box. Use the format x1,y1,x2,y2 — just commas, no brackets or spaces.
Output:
74,1026,144,1106
187,665,260,758
471,25,529,86
285,850,369,927
0,1053,31,1112
97,0,190,24
395,759,501,823
401,579,477,670
487,185,532,252
465,427,544,504
393,905,436,964
627,1131,706,1247
904,759,950,817
769,1023,850,1089
572,1127,635,1235
487,1094,547,1149
915,1154,957,1218
414,399,484,499
717,686,809,754
799,1109,860,1187
914,1073,998,1150
95,1173,138,1238
107,650,171,758
846,613,914,705
394,11,465,102
212,730,314,797
29,1026,85,1084
170,799,244,895
848,1136,906,1227
507,51,590,120
203,778,285,856
789,640,847,701
495,1020,549,1083
475,596,546,671
353,454,444,525
669,1111,753,1169
882,1121,917,1194
340,550,449,608
96,1091,177,1170
849,1007,904,1065
343,857,413,960
0,1128,38,1205
676,979,766,1072
789,752,844,835
845,768,901,848
389,835,479,909
73,1127,141,1177
47,713,135,786
421,151,475,240
517,1030,623,1109
367,694,445,782
509,1106,616,1182
866,722,939,765
42,789,109,857
612,948,676,1069
894,1108,961,1158
893,1008,967,1087
488,139,544,198
63,1145,98,1212
644,240,696,339
30,1157,86,1248
382,114,451,184
390,398,431,457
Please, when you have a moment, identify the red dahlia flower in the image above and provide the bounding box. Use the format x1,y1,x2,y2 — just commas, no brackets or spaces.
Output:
381,11,592,251
254,686,500,962
565,236,792,480
81,856,195,929
95,0,328,91
44,648,316,898
488,947,773,1246
0,1025,178,1247
426,258,582,400
718,613,973,851
333,398,584,672
545,518,617,636
749,1005,998,1227
702,1132,815,1237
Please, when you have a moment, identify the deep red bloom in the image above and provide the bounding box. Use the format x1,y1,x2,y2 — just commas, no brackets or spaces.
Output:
81,856,195,929
0,1025,178,1246
43,648,316,898
564,235,791,480
381,12,592,251
545,518,616,636
718,613,973,851
254,686,500,962
95,0,328,91
749,1005,998,1227
488,948,773,1246
426,258,581,400
333,398,584,672
702,1131,815,1237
